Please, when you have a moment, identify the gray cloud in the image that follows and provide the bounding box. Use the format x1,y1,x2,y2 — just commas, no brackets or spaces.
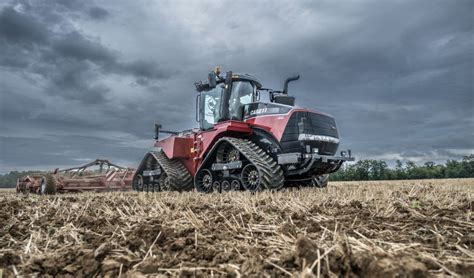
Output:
0,0,473,172
0,7,48,44
88,6,109,20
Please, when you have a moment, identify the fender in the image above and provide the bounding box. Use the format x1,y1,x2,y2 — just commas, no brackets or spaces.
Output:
250,127,283,161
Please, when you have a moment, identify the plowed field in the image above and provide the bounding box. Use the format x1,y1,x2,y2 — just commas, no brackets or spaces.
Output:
1,179,473,277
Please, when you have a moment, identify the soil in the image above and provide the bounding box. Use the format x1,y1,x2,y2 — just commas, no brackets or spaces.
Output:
0,178,473,277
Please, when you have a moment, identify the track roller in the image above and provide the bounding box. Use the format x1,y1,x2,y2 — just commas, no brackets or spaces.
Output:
212,181,221,193
231,179,241,191
222,180,231,192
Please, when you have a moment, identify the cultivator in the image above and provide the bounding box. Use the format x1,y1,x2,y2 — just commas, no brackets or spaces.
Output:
16,159,135,194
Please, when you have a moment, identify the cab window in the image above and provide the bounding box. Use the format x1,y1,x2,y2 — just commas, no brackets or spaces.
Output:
200,85,223,130
229,81,255,120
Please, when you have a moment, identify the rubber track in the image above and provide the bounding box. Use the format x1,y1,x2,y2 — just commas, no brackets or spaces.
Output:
148,150,193,191
220,137,285,190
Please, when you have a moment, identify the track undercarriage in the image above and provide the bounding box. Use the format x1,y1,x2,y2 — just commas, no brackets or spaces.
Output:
133,137,330,193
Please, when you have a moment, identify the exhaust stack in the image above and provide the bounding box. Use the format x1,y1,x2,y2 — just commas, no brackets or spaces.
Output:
283,75,300,95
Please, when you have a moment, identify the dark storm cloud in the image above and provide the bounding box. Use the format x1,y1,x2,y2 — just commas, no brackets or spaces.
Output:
0,3,170,105
87,6,110,20
0,0,472,172
51,31,116,63
0,7,47,44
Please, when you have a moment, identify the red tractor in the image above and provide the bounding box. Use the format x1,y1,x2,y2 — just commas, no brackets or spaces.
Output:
133,71,354,192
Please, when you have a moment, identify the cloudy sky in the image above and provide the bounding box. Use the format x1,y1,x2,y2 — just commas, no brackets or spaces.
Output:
0,0,472,172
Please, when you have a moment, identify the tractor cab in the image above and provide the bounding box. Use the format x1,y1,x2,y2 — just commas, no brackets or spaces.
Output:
195,72,262,130
195,71,302,131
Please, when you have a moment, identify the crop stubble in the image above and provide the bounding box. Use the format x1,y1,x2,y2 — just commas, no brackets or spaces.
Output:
0,179,473,277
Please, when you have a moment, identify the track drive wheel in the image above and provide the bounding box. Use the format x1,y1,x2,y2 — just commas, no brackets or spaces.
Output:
241,164,262,192
216,142,240,163
195,169,214,193
311,174,329,188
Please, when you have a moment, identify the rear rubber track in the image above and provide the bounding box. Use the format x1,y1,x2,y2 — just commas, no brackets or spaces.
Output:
148,150,193,191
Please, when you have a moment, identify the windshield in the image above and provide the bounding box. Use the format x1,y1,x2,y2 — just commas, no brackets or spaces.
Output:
200,85,223,130
229,81,255,120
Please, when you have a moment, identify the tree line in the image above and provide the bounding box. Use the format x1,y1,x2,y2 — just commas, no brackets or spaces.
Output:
330,155,474,181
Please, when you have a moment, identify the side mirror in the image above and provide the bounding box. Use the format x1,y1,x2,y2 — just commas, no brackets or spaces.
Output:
269,90,278,102
154,124,162,140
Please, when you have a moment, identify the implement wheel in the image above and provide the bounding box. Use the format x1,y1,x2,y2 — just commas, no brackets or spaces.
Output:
43,174,57,195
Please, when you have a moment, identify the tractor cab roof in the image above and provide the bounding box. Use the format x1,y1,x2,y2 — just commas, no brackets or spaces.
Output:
195,72,262,92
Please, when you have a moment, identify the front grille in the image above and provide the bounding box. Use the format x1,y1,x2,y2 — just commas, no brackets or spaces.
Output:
280,111,339,155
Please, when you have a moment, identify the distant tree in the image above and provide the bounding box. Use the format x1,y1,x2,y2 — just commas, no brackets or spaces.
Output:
394,160,405,180
328,155,473,181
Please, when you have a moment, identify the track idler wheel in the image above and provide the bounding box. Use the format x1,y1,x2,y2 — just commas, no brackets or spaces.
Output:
241,164,261,191
195,169,214,193
133,174,144,192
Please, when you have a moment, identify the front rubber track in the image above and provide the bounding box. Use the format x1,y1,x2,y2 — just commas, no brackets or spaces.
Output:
199,137,285,190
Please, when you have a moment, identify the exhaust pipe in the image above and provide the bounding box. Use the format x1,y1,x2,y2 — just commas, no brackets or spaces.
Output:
283,75,300,95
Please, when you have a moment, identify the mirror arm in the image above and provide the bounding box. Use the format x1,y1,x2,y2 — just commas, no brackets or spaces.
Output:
195,94,200,122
